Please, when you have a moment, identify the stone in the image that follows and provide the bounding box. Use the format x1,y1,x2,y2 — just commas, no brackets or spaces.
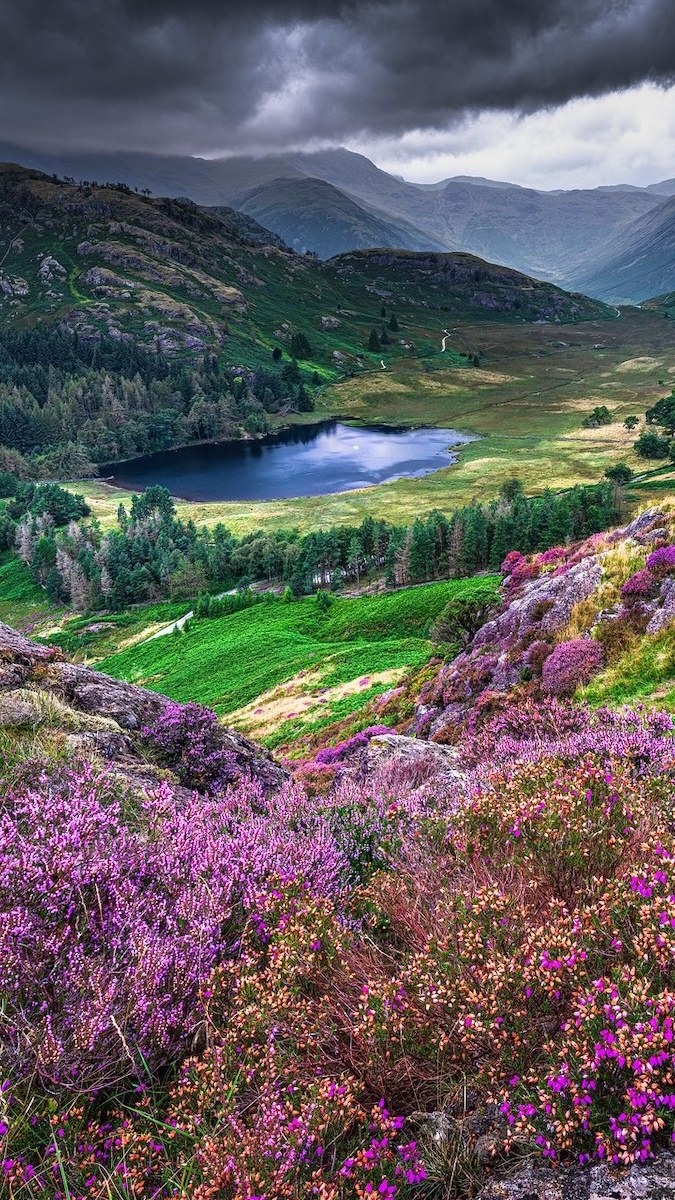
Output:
0,622,289,792
619,508,666,542
365,732,463,783
476,1154,675,1200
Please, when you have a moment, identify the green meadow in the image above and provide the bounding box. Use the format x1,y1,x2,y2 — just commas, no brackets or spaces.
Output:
73,306,675,537
99,577,498,749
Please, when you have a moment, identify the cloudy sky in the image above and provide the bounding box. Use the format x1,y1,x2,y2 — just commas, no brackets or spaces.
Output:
1,0,675,189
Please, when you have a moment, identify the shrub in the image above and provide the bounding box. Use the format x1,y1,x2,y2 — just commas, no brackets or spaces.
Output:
605,463,634,484
289,331,312,359
620,567,658,601
525,638,554,674
504,559,541,592
582,405,613,428
646,544,675,574
634,430,670,459
4,721,675,1190
592,615,636,664
541,638,604,696
429,592,497,650
141,700,238,791
314,725,391,765
501,550,526,575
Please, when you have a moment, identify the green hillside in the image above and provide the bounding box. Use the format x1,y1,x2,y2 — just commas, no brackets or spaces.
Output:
99,577,497,750
0,163,611,375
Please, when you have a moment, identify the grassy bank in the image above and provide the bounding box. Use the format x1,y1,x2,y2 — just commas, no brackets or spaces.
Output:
100,577,498,749
0,552,58,629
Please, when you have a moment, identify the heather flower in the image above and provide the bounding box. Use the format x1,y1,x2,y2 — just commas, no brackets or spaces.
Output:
141,700,237,791
524,639,553,674
541,638,604,697
501,550,526,576
646,544,675,574
620,568,658,601
314,726,391,765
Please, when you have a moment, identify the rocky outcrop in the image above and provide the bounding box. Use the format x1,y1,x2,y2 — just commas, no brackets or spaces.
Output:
414,506,675,739
0,622,288,793
365,731,463,784
416,554,603,737
477,1153,675,1200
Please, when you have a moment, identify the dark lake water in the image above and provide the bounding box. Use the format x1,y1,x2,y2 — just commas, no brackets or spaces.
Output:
101,421,475,502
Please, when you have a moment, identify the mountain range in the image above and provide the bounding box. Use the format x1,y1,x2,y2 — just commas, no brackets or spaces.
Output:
1,142,674,303
0,164,609,373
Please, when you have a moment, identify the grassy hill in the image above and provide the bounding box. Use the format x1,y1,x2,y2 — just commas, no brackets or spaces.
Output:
0,163,611,374
237,176,451,258
0,144,666,287
98,577,496,753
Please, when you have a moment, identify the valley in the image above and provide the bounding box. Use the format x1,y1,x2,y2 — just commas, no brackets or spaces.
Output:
9,7,675,1197
67,304,675,537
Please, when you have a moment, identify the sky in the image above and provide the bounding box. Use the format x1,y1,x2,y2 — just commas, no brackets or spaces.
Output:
1,0,675,190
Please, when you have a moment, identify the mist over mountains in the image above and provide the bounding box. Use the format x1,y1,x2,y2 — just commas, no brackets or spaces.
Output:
1,141,674,303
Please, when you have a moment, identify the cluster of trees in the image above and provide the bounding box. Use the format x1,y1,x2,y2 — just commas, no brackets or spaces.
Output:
367,310,400,354
582,405,613,428
0,328,314,478
0,479,90,554
6,477,622,614
633,390,675,460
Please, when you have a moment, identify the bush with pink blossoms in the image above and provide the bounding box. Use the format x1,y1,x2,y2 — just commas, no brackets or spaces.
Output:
541,638,604,697
535,546,569,570
524,638,554,674
3,724,675,1193
314,725,391,765
141,700,238,791
504,559,542,592
620,567,658,602
0,763,413,1097
501,550,526,575
646,543,675,574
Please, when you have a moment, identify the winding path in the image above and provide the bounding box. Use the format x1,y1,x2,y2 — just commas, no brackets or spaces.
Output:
143,588,239,641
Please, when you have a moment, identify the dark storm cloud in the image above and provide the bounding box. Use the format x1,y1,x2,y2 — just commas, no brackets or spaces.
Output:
0,0,673,153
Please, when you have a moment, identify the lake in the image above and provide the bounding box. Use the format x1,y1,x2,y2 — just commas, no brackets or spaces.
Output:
101,421,475,502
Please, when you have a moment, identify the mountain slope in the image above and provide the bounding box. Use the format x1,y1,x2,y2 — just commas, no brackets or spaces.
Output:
237,176,451,258
0,143,666,282
572,194,675,303
0,163,611,367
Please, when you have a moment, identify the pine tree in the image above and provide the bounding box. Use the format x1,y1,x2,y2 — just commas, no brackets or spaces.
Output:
409,520,433,582
368,329,381,353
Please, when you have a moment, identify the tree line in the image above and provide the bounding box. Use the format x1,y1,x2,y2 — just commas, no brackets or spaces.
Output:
0,328,314,479
2,476,622,614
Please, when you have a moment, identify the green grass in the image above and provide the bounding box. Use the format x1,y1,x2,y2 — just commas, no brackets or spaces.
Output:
44,602,191,661
0,552,57,628
580,626,675,711
99,578,498,740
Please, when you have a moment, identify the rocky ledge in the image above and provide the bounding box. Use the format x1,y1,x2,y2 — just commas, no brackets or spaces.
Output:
0,622,288,793
477,1153,675,1200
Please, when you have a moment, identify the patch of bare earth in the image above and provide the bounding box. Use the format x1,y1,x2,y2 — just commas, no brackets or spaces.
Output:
230,666,407,740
